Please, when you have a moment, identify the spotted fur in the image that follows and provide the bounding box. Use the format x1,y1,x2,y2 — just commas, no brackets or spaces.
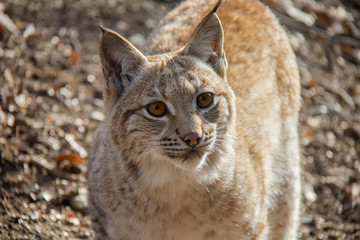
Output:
88,0,301,239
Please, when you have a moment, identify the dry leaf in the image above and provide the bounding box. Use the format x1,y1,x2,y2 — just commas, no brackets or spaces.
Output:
69,50,81,64
56,154,85,168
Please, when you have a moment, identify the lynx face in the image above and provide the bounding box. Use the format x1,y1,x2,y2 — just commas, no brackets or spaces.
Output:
108,55,234,171
100,12,234,171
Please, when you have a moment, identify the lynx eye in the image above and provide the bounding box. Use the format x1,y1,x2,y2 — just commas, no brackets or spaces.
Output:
196,92,214,108
147,101,167,117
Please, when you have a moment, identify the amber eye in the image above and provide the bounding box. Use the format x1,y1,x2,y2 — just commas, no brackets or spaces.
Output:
196,92,214,108
147,101,167,117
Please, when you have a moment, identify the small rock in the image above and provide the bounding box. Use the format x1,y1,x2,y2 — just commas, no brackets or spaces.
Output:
91,111,105,121
6,113,15,127
116,20,129,32
60,85,73,99
128,33,145,49
86,74,96,83
41,190,54,202
23,24,37,39
66,214,80,226
350,183,360,201
69,187,88,212
303,182,317,204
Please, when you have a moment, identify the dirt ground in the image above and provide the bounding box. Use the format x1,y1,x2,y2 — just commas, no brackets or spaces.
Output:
1,0,360,239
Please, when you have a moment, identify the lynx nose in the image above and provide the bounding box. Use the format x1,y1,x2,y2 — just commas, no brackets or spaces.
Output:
183,132,201,147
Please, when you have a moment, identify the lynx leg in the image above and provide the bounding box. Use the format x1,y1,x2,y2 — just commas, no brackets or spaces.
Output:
268,171,301,240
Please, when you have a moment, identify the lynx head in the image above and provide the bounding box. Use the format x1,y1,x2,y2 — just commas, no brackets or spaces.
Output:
99,9,235,173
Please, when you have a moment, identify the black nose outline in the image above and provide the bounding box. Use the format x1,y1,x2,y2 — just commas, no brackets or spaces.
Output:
182,132,201,147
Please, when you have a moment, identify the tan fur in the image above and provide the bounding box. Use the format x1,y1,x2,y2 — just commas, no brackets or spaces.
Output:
88,0,301,239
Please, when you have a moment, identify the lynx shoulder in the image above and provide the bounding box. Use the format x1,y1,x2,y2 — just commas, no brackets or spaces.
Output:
87,0,301,239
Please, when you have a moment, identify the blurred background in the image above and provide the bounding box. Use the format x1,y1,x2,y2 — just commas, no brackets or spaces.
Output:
0,0,359,239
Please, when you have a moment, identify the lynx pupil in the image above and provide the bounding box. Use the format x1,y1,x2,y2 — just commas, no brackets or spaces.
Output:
147,101,166,117
197,92,213,108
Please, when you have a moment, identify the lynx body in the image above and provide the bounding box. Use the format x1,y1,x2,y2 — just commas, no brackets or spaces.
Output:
88,0,301,239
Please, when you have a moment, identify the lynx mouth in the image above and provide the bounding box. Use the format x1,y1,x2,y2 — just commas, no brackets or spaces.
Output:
163,142,212,165
164,148,205,161
181,149,202,162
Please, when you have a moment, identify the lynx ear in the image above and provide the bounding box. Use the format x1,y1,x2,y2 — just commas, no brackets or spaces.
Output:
99,28,148,97
183,12,227,78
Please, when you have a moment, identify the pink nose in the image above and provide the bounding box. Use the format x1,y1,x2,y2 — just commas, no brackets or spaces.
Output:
183,132,201,147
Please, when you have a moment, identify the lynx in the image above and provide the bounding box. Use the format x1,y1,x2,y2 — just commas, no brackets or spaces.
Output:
87,0,301,239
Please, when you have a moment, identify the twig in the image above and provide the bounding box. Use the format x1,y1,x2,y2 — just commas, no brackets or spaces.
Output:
311,69,356,110
316,99,355,122
30,156,86,183
0,11,19,34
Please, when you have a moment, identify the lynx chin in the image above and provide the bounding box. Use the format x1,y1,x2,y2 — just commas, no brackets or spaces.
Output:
87,0,301,239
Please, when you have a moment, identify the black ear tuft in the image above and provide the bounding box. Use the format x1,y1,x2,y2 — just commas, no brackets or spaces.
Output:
95,17,106,33
92,13,107,33
210,0,224,14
